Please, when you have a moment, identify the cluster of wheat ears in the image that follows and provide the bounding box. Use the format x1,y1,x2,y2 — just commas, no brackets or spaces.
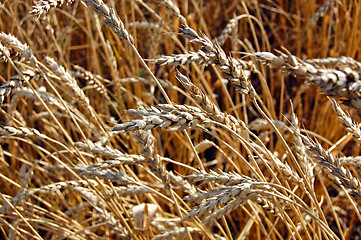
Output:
0,0,361,239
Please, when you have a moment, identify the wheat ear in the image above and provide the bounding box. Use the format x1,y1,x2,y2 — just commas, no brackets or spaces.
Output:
299,133,361,199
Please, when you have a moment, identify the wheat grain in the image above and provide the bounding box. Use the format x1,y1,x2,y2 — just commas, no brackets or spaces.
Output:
0,180,97,214
30,0,75,17
0,70,38,104
117,76,175,90
291,110,315,184
113,104,211,132
182,180,284,223
9,87,97,130
132,130,168,184
0,125,47,139
1,0,361,238
331,99,361,144
75,141,178,166
180,26,255,96
0,42,26,63
46,57,90,105
153,227,201,240
308,0,341,26
168,171,197,195
126,21,161,29
339,156,361,166
82,0,133,43
250,51,318,76
72,65,108,96
10,86,65,112
183,184,247,221
176,72,245,134
253,51,361,110
113,185,154,196
308,68,361,110
299,133,361,199
305,56,361,70
217,15,243,46
74,165,134,184
153,51,212,68
0,43,10,62
0,32,36,64
186,169,255,186
162,0,187,25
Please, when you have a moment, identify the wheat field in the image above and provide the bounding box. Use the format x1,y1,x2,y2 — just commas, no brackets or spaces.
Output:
0,0,361,239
